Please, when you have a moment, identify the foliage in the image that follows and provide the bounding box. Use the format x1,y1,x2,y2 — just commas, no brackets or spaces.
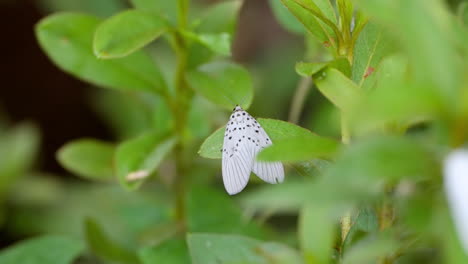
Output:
0,0,467,263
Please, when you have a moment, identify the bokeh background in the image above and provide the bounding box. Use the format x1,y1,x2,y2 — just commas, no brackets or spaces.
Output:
0,0,467,262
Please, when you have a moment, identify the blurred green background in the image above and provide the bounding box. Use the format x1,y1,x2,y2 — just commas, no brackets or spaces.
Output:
0,0,467,263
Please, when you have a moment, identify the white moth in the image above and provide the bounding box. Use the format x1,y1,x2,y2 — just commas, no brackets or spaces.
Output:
444,149,468,253
221,105,284,195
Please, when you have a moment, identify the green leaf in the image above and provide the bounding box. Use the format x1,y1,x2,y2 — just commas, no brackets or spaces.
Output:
38,0,125,17
187,185,266,238
337,0,354,34
342,235,398,264
314,67,362,111
129,0,177,23
342,207,379,251
196,0,242,35
183,31,231,56
57,139,115,181
280,0,330,43
325,136,437,202
139,238,190,264
199,118,316,159
0,235,84,264
35,13,167,94
115,131,177,190
94,9,167,58
351,22,394,87
296,57,350,77
311,0,337,24
241,180,316,213
351,54,443,132
356,0,461,102
0,122,40,195
257,134,339,162
269,0,305,34
187,233,301,264
85,218,140,264
186,61,253,110
300,204,337,264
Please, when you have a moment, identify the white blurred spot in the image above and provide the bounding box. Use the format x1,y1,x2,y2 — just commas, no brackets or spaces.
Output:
126,170,149,181
444,149,468,253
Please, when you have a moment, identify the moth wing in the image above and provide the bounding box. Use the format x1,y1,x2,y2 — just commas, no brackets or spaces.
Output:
249,119,284,184
222,117,255,195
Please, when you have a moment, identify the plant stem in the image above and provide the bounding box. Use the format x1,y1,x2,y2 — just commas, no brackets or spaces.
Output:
288,77,312,124
172,0,191,227
340,115,352,244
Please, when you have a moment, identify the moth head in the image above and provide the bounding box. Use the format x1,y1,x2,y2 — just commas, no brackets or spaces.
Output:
233,105,242,112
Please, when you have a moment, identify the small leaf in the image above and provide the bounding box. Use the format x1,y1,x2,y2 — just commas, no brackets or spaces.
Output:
139,238,190,264
199,118,315,159
85,218,140,264
35,13,167,94
57,139,115,181
183,31,231,56
186,61,253,110
187,233,301,264
94,9,167,58
296,57,350,77
314,67,362,111
0,235,84,264
257,134,339,162
115,131,177,190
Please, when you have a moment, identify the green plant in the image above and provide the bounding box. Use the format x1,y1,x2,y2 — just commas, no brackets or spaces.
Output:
1,0,467,263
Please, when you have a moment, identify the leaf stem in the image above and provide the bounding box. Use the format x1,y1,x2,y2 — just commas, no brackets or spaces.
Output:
288,77,312,124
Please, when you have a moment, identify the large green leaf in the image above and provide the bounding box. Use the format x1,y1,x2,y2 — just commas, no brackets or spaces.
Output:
57,139,115,181
186,61,253,110
199,118,316,159
85,218,140,264
342,236,398,264
139,238,190,264
115,131,177,190
257,134,339,162
0,235,84,264
324,136,437,202
94,9,167,58
186,185,266,238
35,13,167,94
187,233,302,264
356,0,461,103
351,22,393,87
300,204,337,264
351,54,443,133
314,67,362,111
129,0,177,23
196,0,242,35
182,31,231,56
